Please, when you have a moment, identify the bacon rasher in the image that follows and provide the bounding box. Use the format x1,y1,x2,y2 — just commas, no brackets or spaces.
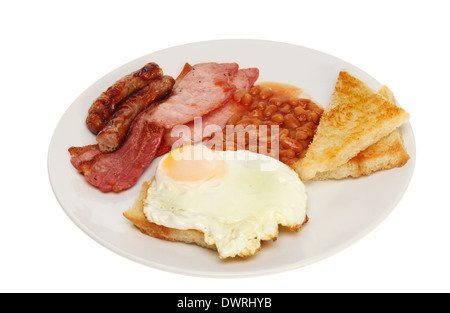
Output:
70,62,257,192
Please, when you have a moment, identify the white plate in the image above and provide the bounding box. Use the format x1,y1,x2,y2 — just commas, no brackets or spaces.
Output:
48,39,416,277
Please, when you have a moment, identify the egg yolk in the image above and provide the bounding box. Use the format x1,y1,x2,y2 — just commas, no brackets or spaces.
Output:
160,145,226,186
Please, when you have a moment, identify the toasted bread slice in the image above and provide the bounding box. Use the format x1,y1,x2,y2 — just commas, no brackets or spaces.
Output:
124,180,309,258
311,129,410,180
378,85,395,102
123,181,216,251
294,70,410,180
309,86,410,180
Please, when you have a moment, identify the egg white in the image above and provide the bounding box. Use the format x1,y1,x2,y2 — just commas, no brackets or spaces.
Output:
143,145,307,259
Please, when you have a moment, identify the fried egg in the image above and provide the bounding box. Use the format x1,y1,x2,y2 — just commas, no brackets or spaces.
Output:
143,144,307,259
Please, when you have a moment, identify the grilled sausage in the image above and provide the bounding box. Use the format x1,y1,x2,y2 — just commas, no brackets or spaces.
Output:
86,62,163,134
96,75,175,152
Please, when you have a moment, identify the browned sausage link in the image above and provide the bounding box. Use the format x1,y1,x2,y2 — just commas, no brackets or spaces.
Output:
96,75,175,153
86,62,163,134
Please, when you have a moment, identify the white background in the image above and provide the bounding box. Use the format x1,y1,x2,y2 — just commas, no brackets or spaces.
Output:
1,0,449,293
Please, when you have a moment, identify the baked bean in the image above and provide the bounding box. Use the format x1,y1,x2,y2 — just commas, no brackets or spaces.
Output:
250,85,261,95
296,126,314,138
233,90,246,102
284,114,301,129
279,149,296,158
269,97,283,106
263,104,278,116
249,109,263,118
303,122,317,130
241,93,253,105
271,113,284,123
256,101,267,110
279,128,290,138
295,130,309,140
279,104,291,114
259,88,274,100
288,98,300,107
303,112,312,122
248,102,259,111
294,106,307,116
297,98,311,109
280,137,303,153
296,126,310,132
297,114,308,123
227,114,241,126
296,108,308,122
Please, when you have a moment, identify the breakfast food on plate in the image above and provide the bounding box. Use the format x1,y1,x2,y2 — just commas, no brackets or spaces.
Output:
311,85,410,180
68,58,413,260
211,82,324,165
96,75,175,152
69,62,260,192
86,62,163,134
294,70,410,180
147,62,242,129
70,62,411,192
312,129,410,180
123,144,308,259
69,110,165,192
156,67,259,153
